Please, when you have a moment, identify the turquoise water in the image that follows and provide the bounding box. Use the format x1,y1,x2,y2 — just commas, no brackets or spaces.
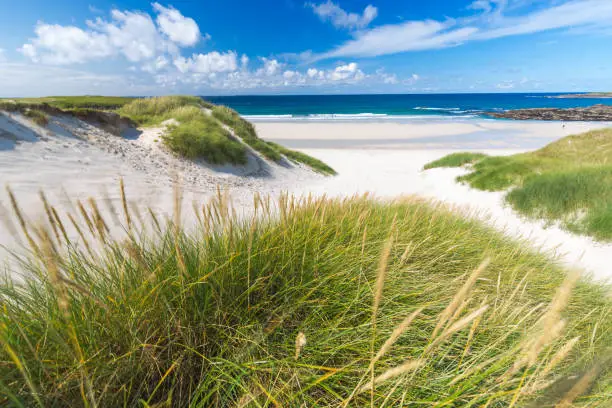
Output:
203,93,612,120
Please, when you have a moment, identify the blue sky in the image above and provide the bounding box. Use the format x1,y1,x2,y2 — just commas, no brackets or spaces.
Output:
1,0,611,96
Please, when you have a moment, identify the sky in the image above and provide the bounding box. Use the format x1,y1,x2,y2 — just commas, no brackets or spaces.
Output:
0,0,611,96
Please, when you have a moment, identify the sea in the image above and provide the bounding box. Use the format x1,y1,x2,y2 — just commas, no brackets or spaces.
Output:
203,93,612,122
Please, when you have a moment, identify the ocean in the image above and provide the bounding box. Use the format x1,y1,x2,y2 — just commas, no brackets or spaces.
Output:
203,93,612,121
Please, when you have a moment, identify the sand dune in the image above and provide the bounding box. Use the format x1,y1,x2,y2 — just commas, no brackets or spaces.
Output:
1,112,611,280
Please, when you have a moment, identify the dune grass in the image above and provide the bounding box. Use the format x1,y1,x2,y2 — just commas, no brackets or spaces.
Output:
423,152,488,170
1,96,136,110
211,105,336,175
0,186,610,407
164,116,247,165
424,129,612,240
118,97,248,165
21,109,49,127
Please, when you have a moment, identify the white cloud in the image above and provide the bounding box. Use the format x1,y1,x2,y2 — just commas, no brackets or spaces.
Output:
257,58,283,76
308,1,378,30
314,0,612,60
19,4,204,65
173,51,238,74
475,0,612,40
152,3,201,47
240,54,249,69
0,49,6,62
317,20,477,59
329,62,364,81
142,55,170,73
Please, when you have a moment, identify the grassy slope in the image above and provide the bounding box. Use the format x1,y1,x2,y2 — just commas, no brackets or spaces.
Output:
0,190,610,407
211,105,336,175
425,129,612,240
119,96,248,165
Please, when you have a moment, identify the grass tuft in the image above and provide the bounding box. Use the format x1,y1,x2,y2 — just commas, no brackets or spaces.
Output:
0,188,610,406
423,152,488,170
22,109,49,127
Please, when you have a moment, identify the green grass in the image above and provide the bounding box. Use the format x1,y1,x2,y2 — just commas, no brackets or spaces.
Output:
21,109,49,127
211,106,282,162
267,141,337,175
1,96,136,110
0,188,610,407
118,96,205,127
118,97,248,165
423,152,488,170
424,129,612,240
1,95,335,172
164,116,247,165
212,105,336,175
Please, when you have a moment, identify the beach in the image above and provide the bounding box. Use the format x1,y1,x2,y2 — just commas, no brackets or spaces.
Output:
1,116,611,280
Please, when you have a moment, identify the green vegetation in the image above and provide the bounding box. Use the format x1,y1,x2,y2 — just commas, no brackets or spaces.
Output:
211,105,282,162
423,152,487,170
118,96,205,126
119,97,248,165
2,96,136,110
424,129,612,240
1,95,334,172
212,105,336,175
267,141,337,175
1,188,610,407
22,109,49,127
164,116,247,165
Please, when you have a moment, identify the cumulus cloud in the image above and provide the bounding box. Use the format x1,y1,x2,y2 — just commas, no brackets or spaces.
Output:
152,59,400,91
307,1,378,30
257,58,283,76
173,51,238,74
329,62,364,81
152,3,201,46
19,4,202,65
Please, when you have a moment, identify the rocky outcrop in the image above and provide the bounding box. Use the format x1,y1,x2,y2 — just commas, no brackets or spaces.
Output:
487,104,612,121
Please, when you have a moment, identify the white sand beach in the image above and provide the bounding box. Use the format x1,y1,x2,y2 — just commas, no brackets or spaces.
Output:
1,114,611,280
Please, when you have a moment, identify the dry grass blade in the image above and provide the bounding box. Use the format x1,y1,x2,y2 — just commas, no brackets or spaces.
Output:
371,308,423,367
358,360,425,394
294,332,307,360
430,258,490,341
555,364,601,408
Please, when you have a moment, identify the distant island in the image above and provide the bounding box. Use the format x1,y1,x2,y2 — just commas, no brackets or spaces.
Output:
553,92,612,99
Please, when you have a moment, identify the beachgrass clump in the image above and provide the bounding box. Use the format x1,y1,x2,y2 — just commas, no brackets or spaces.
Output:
163,116,248,165
211,105,336,175
22,109,49,127
423,152,488,170
424,128,612,240
0,186,610,407
118,96,205,127
119,97,248,165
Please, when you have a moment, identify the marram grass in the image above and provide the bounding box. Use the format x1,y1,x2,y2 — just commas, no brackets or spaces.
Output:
0,185,611,407
424,128,612,241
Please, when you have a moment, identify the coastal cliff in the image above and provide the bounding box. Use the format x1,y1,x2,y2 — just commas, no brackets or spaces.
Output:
488,104,612,121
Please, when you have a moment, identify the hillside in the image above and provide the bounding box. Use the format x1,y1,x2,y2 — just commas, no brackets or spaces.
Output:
425,128,612,240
